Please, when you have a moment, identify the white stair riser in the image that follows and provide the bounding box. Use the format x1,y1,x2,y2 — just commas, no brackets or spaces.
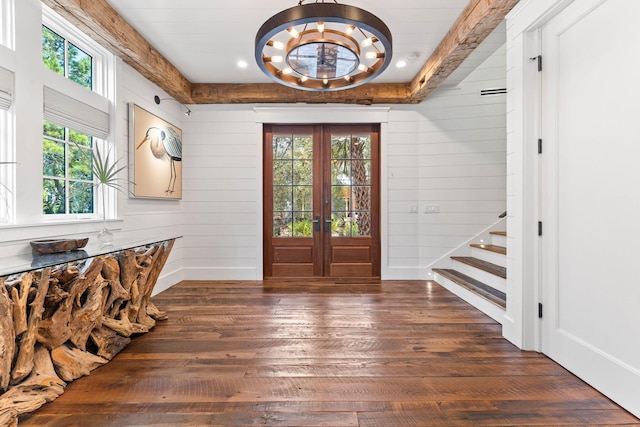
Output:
471,247,506,267
452,261,506,293
432,273,505,324
491,234,507,247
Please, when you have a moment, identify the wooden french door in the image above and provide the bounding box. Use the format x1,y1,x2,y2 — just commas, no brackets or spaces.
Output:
263,124,380,278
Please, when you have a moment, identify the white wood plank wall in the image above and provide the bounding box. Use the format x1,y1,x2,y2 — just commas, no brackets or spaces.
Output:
387,45,507,277
181,45,506,280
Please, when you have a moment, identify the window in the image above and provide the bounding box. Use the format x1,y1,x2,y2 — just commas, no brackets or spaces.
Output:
0,0,15,223
40,6,114,219
0,0,14,50
42,25,92,90
42,121,94,215
0,107,14,224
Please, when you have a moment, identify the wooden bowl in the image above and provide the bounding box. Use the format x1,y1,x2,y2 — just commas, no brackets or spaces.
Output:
30,238,89,254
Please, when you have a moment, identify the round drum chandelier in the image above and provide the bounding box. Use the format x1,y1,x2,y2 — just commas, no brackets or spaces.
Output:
255,0,392,91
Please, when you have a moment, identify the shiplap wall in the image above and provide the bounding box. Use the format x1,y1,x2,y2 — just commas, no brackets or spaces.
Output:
181,45,506,280
119,63,185,293
388,45,507,277
181,106,259,279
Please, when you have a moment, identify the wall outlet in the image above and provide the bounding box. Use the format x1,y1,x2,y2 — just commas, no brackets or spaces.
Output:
424,205,440,214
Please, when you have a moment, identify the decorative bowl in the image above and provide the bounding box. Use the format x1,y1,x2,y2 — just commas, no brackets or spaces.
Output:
30,238,89,255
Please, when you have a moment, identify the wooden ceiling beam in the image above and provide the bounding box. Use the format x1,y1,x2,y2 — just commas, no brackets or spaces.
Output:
409,0,520,103
41,0,519,105
42,0,193,104
191,83,414,105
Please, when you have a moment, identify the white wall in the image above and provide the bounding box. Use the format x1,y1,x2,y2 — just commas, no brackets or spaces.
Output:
180,45,507,281
387,45,507,278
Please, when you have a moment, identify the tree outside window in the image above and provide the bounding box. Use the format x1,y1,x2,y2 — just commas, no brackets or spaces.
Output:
42,25,92,90
42,25,96,216
42,122,94,215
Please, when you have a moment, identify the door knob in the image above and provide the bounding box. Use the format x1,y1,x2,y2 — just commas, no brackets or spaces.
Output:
312,216,320,232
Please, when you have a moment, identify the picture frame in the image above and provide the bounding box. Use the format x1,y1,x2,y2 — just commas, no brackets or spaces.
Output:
129,103,182,200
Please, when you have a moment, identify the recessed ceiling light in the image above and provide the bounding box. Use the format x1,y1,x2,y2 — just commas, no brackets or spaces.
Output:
396,60,407,68
237,60,248,69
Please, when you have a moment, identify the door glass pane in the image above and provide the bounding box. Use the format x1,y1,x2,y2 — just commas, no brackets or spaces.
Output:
273,135,293,159
352,187,371,211
273,211,292,237
351,135,371,159
273,186,292,211
331,135,351,159
273,160,292,185
331,133,372,237
331,186,350,212
331,212,359,237
293,212,313,237
351,160,370,185
273,133,313,238
331,160,351,185
293,185,312,212
293,160,312,184
294,136,313,159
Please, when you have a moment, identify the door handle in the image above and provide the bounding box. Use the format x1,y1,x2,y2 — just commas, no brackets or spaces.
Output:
324,216,332,233
312,216,320,233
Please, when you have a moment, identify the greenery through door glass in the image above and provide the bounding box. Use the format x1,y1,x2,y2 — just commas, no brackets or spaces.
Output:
331,134,372,237
273,134,313,237
43,121,94,215
42,25,92,90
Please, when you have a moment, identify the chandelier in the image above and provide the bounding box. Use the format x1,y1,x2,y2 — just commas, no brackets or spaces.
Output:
255,0,392,91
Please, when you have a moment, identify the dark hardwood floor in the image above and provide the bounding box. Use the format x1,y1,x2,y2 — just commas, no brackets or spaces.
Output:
20,280,640,426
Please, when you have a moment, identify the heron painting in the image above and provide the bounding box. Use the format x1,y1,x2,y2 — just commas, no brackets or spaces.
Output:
129,104,183,199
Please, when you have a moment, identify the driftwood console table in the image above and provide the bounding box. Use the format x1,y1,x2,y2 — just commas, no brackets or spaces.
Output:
0,236,178,426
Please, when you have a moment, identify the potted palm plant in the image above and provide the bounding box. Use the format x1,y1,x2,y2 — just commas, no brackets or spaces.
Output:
90,145,130,246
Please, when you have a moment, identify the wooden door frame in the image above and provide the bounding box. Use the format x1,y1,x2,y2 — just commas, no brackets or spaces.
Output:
262,123,381,278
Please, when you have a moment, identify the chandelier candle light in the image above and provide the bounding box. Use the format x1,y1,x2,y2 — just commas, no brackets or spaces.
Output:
255,0,392,91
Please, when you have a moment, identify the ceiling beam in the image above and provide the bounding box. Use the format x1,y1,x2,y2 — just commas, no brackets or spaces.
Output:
41,0,519,105
409,0,520,102
42,0,193,104
191,83,414,105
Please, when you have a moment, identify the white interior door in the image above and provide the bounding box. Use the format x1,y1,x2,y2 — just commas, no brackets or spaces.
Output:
541,0,640,417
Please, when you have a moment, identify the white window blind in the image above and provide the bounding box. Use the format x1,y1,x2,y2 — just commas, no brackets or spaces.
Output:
43,86,109,138
0,66,13,110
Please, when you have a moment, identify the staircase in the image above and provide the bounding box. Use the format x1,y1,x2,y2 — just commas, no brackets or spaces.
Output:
432,230,507,323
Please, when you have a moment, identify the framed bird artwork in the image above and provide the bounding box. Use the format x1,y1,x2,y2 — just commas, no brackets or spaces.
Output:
129,103,183,199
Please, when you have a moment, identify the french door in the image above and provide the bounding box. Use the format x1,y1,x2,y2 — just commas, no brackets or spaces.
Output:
263,124,380,278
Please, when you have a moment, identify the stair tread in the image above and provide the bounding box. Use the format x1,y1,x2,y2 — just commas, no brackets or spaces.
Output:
490,231,507,236
433,268,506,309
451,256,506,279
470,243,506,255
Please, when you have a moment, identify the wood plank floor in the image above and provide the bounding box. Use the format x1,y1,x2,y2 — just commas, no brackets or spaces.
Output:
20,280,640,426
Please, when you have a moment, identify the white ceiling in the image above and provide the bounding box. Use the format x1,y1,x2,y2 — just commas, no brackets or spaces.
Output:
105,0,504,86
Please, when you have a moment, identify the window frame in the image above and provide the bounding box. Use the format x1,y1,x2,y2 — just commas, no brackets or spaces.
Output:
0,0,14,50
41,5,117,222
42,122,97,218
0,0,14,224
